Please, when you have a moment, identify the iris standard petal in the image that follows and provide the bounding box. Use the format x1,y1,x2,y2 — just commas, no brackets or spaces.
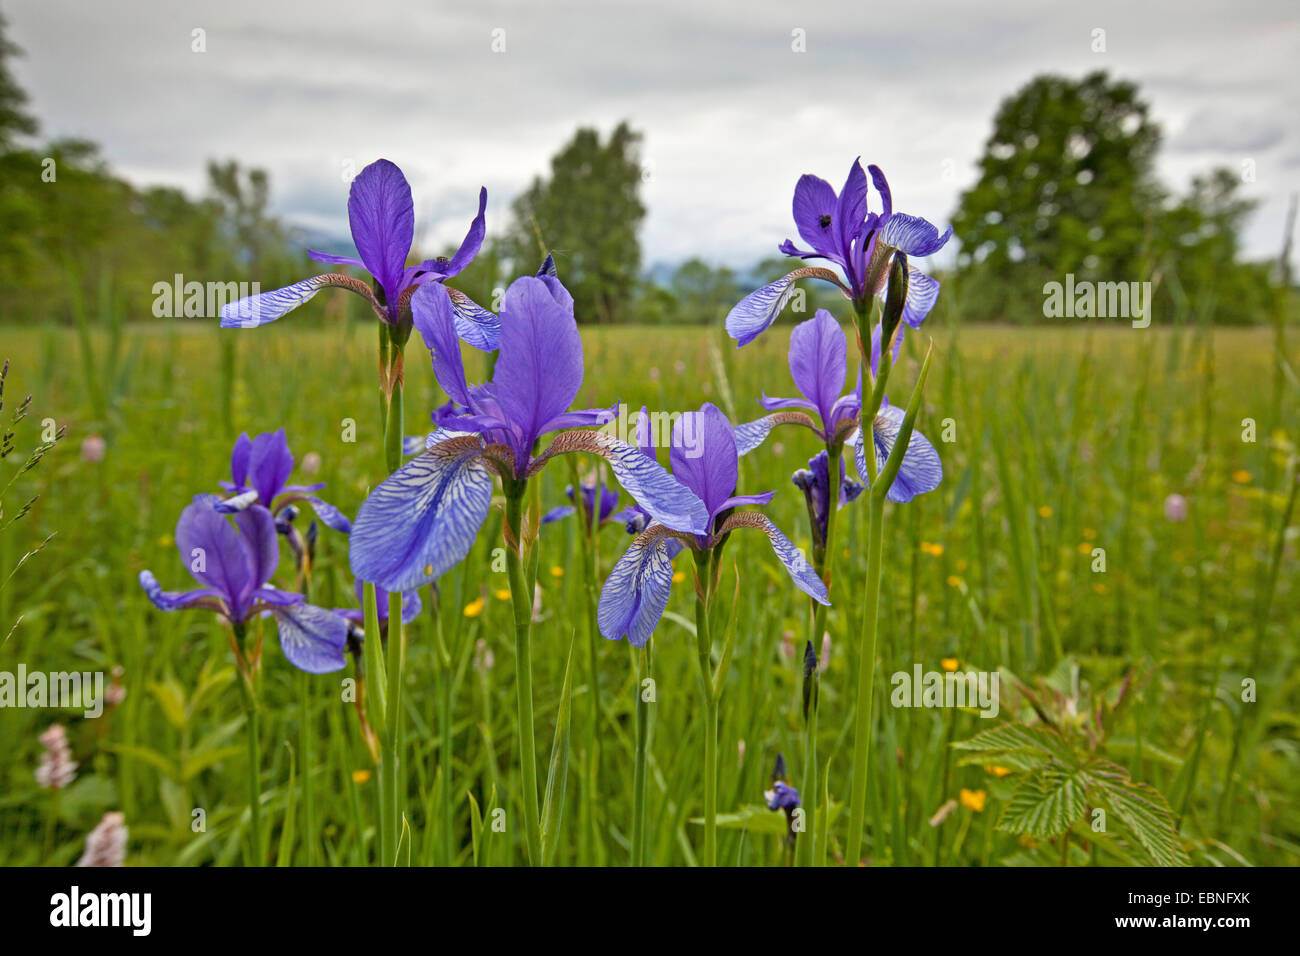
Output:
791,174,841,258
789,309,847,427
349,435,495,592
439,187,487,279
412,282,472,405
492,276,584,451
717,512,829,605
597,526,677,648
272,603,349,673
234,505,280,594
669,402,737,519
835,160,870,258
230,433,252,488
174,494,253,608
248,429,294,504
881,213,953,258
347,159,415,305
867,164,892,220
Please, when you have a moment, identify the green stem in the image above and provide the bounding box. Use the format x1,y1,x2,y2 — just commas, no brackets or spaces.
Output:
236,670,263,866
434,593,455,866
505,490,543,865
631,643,650,866
298,670,316,866
692,548,718,867
383,587,405,863
846,492,885,865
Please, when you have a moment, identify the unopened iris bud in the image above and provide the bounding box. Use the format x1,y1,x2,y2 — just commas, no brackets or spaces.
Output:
802,639,819,719
880,250,909,366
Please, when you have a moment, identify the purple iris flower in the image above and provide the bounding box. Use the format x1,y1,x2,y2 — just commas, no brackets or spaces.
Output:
793,450,864,547
214,429,351,534
847,397,943,504
734,309,861,455
348,272,710,593
597,403,829,648
139,495,349,673
541,480,622,527
220,159,498,350
764,781,801,813
726,160,951,346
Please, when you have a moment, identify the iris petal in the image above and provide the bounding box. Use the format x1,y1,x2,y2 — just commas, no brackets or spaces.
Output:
272,603,349,673
597,526,677,648
348,435,494,592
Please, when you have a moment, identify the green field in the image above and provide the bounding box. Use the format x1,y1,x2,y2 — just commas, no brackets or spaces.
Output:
1,320,1296,866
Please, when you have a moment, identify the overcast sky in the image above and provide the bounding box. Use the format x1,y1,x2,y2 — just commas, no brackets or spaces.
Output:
8,0,1299,272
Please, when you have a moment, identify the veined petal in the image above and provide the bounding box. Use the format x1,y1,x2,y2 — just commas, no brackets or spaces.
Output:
272,603,349,673
530,430,710,534
881,213,953,258
901,266,940,328
725,268,846,347
716,512,829,605
869,404,943,503
348,159,414,304
446,287,500,351
349,435,494,592
219,275,341,328
597,525,678,648
734,410,820,456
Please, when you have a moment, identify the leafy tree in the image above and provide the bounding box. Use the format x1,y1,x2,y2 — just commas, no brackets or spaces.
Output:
503,123,645,324
953,71,1162,278
952,71,1273,324
0,11,36,150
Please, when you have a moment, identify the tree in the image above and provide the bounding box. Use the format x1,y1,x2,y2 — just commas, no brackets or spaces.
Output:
953,71,1162,279
503,123,645,323
0,11,37,151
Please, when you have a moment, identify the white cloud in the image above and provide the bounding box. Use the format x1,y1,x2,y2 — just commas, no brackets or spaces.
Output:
8,0,1298,270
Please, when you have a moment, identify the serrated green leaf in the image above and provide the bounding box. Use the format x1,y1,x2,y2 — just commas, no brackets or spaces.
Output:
997,764,1087,838
1087,760,1189,867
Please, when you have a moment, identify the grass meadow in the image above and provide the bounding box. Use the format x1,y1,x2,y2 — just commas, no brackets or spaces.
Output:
1,316,1296,866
